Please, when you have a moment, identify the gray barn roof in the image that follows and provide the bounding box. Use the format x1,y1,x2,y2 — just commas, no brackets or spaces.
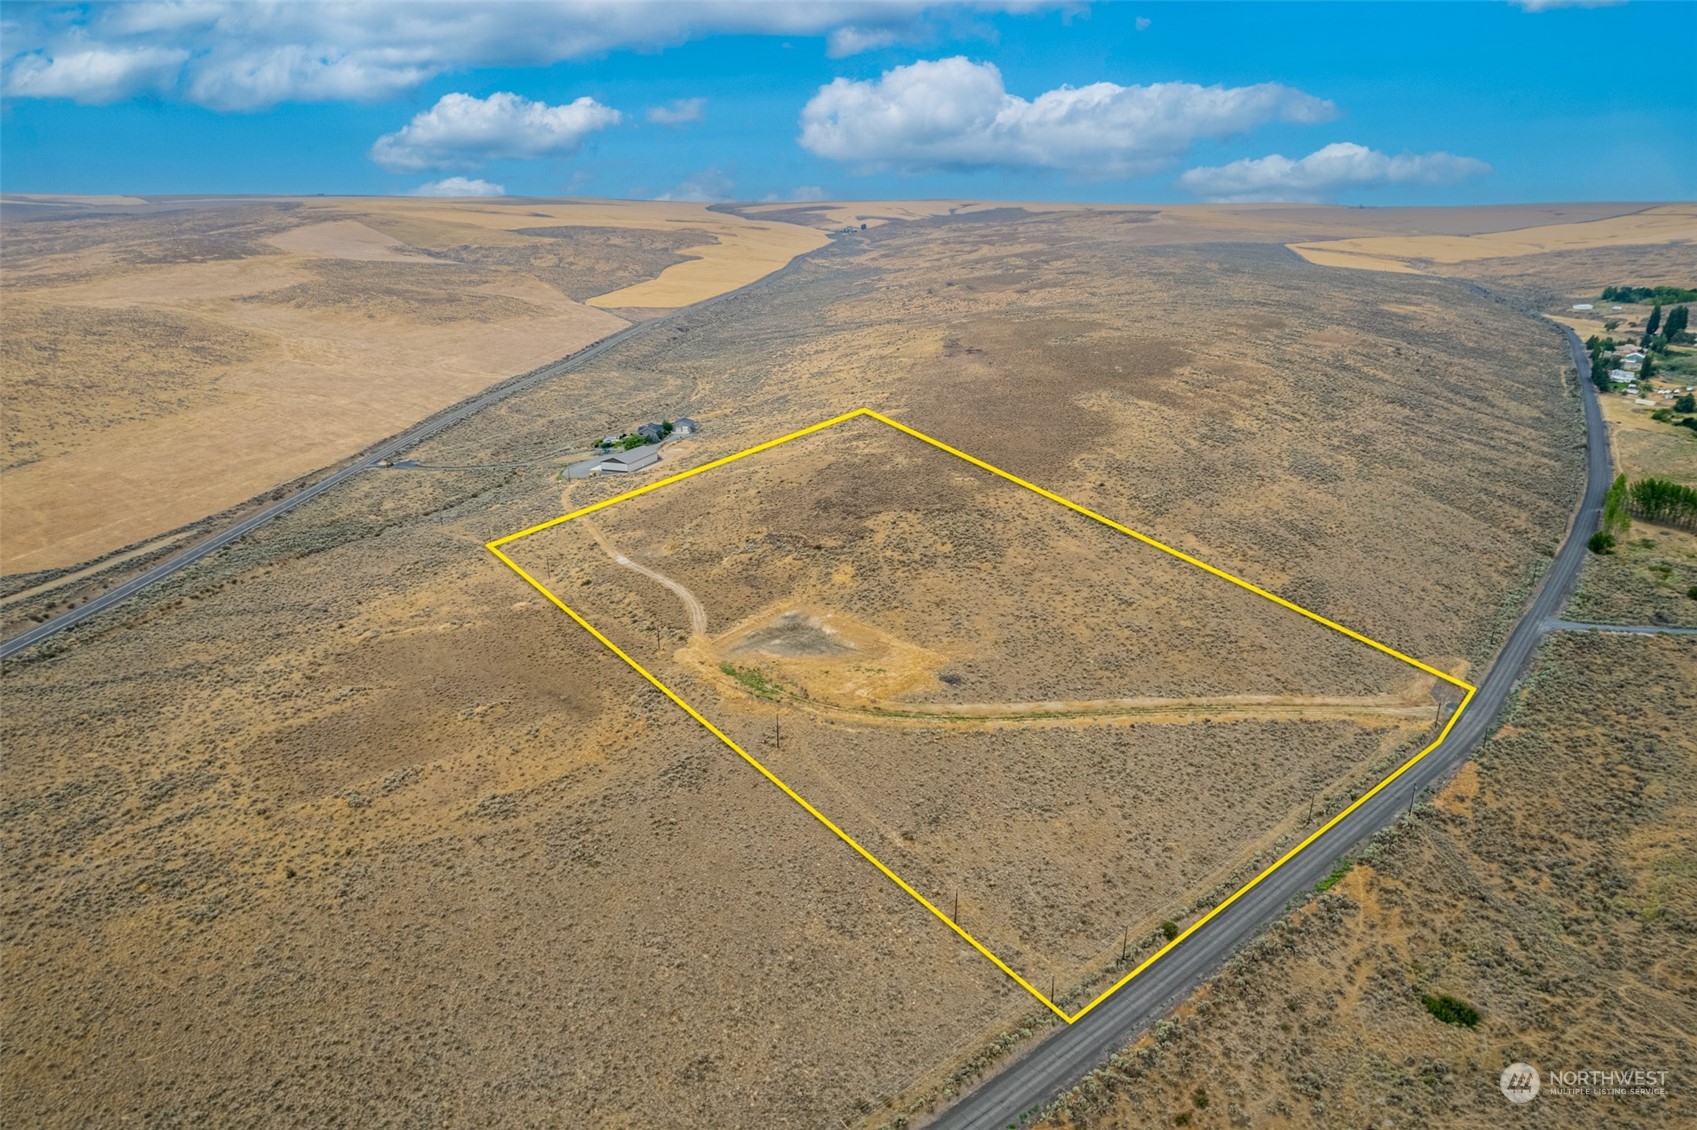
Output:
599,446,659,468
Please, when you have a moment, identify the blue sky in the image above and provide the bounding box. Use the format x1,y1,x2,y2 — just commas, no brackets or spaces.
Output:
2,2,1692,204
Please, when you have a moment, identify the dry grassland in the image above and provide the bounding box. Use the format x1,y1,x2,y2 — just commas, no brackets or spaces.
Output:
1568,529,1697,629
3,209,1588,1126
1598,391,1697,485
740,200,1653,242
1041,630,1696,1130
0,196,826,573
508,415,1436,995
324,197,830,309
1287,202,1697,274
1451,240,1697,304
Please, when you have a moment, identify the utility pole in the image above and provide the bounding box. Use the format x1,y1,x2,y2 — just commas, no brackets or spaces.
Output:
772,709,782,754
952,891,959,924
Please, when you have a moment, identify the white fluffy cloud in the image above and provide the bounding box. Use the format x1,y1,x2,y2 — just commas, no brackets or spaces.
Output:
412,177,506,197
655,167,735,202
3,45,187,102
3,2,1061,109
646,97,706,126
798,57,1337,177
370,92,621,173
1177,142,1493,202
826,26,909,56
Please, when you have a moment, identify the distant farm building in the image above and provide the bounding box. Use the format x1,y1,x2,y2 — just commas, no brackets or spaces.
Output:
673,417,700,435
598,446,660,474
565,445,661,478
1572,303,1594,311
637,423,665,442
1609,370,1634,384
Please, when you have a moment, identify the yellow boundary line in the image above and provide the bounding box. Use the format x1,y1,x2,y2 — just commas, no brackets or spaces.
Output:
486,408,1475,1023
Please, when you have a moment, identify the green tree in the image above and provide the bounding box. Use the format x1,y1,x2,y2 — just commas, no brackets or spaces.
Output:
1646,304,1663,336
1588,342,1612,392
1600,286,1697,303
1588,532,1616,554
1603,473,1631,536
1665,304,1690,340
1629,477,1697,528
1676,393,1696,413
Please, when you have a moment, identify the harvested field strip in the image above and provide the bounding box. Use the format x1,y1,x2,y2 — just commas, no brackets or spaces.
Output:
1287,202,1697,271
487,408,1478,1023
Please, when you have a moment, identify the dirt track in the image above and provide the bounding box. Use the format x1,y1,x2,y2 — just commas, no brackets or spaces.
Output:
584,520,710,639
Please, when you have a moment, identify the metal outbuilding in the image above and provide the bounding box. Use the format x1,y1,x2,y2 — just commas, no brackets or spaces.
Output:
598,446,660,473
